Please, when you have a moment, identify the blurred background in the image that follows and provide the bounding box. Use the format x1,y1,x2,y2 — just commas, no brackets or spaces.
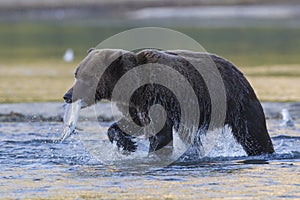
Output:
0,0,299,103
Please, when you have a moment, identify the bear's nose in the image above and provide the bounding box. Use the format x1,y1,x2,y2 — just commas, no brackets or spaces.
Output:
63,90,72,103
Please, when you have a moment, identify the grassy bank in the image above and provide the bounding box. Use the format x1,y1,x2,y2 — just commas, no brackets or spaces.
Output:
241,65,300,102
0,61,299,103
0,61,75,103
1,22,299,103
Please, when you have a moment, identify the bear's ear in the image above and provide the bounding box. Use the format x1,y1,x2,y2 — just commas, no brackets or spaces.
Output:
87,48,95,54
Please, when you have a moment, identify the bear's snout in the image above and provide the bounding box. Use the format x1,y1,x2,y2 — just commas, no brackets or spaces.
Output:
63,88,73,103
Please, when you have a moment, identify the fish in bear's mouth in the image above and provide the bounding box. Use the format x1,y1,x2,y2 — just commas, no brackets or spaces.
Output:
61,100,83,141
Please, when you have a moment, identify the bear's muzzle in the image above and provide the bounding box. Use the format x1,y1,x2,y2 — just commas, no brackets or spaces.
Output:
63,88,73,103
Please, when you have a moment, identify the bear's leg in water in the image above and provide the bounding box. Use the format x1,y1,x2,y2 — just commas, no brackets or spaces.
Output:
148,122,173,154
107,122,137,153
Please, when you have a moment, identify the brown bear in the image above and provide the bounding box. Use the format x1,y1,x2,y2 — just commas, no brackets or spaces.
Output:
63,48,274,156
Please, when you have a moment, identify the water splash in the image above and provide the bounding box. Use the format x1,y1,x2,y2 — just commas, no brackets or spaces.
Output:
80,124,249,166
198,125,247,158
280,108,294,127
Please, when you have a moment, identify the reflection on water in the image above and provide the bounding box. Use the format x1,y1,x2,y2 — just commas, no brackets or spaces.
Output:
0,103,299,199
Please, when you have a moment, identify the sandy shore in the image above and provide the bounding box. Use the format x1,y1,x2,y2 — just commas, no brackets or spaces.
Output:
240,65,300,102
1,62,299,103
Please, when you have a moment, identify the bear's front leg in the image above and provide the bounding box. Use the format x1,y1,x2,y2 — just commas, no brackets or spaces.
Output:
107,122,137,153
149,123,173,155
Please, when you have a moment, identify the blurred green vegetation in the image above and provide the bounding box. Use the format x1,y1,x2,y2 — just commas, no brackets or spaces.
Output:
1,21,300,66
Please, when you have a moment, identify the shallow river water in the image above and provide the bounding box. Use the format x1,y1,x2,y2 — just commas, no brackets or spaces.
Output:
0,102,299,199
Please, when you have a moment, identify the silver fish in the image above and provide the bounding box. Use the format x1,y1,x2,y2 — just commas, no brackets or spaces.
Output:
61,100,82,141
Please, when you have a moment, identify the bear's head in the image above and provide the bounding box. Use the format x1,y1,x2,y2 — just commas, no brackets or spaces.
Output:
63,49,137,107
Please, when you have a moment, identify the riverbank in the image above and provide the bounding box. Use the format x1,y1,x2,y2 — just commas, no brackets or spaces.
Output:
1,2,299,103
1,61,299,103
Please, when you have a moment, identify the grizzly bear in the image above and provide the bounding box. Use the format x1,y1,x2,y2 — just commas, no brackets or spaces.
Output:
63,49,274,156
